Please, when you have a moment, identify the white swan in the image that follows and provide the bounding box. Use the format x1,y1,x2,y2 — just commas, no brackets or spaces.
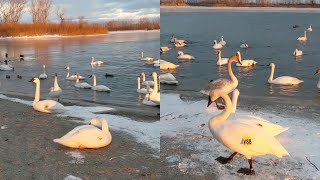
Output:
208,92,289,175
297,31,307,41
29,77,64,113
240,43,248,49
216,50,228,66
160,73,178,85
236,52,257,67
39,65,48,79
90,57,105,65
141,52,153,61
293,49,303,57
0,60,14,71
160,47,171,53
213,40,223,50
141,72,154,86
75,74,92,89
48,73,62,101
173,40,187,48
315,69,320,89
65,66,85,80
307,24,312,32
159,59,179,70
137,77,153,94
171,35,186,44
267,63,304,85
177,51,194,60
149,72,160,105
219,36,226,46
54,118,112,149
91,74,110,92
142,85,158,106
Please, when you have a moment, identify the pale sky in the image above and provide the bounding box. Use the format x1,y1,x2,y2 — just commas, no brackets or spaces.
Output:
21,0,160,23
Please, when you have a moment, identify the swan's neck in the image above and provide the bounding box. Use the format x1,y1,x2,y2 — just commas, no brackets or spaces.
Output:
91,58,94,63
218,52,221,62
137,78,140,89
209,94,232,128
93,75,97,86
232,92,239,113
305,31,307,38
227,58,238,86
142,73,146,81
141,52,143,58
66,70,70,78
100,120,110,133
34,82,40,105
43,67,46,74
269,65,275,82
53,76,60,91
151,75,158,95
76,76,79,83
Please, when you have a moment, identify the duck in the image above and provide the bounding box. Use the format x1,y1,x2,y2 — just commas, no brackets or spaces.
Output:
54,118,112,149
141,72,154,86
160,47,171,53
160,73,178,85
315,69,320,89
141,52,153,61
39,65,48,79
235,52,257,67
201,51,242,109
208,92,289,175
216,50,228,66
159,59,179,70
90,74,110,92
177,51,194,60
65,66,85,80
213,40,223,50
219,36,226,46
48,73,62,101
137,77,153,94
307,24,312,32
149,72,160,105
75,74,92,89
240,43,248,49
267,63,303,85
297,31,307,41
29,77,64,113
293,49,303,57
0,60,14,71
90,57,105,65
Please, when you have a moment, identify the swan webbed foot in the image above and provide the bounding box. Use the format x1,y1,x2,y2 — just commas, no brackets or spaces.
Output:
215,156,232,164
237,168,255,175
207,96,212,107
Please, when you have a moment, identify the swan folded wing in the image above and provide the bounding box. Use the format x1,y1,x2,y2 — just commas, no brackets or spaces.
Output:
34,100,64,113
200,79,232,95
273,76,303,85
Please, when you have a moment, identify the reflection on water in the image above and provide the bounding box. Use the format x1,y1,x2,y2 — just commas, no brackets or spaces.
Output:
269,84,300,97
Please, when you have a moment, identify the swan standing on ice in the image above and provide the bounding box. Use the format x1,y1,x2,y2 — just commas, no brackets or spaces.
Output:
160,73,178,85
141,72,154,86
29,77,64,113
0,60,14,71
297,31,307,41
90,74,110,92
208,92,289,175
216,50,228,66
267,63,303,85
240,42,248,49
315,69,320,89
160,47,171,53
75,74,92,89
39,65,48,79
293,49,303,57
65,66,85,80
54,118,112,149
149,72,160,105
177,51,194,60
48,73,62,101
90,57,105,65
141,52,153,61
235,52,257,67
159,59,179,70
213,40,223,50
137,77,153,94
219,36,226,46
307,24,312,32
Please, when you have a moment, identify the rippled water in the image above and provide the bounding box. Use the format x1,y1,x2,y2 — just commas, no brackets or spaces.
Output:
160,12,320,102
0,31,160,114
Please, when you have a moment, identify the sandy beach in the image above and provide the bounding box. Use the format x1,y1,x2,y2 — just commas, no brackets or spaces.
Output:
0,98,160,179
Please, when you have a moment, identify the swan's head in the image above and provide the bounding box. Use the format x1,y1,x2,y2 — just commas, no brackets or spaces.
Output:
65,66,70,70
315,69,320,75
54,73,58,77
268,63,275,68
236,51,242,64
89,118,108,129
213,40,217,44
177,51,183,56
221,36,224,40
89,74,96,78
29,77,40,83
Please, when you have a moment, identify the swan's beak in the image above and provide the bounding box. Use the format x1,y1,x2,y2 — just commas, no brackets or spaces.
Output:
89,122,91,125
89,75,92,78
207,96,213,107
28,78,34,82
267,64,271,66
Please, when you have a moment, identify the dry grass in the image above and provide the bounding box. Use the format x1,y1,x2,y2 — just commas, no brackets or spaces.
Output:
106,18,160,31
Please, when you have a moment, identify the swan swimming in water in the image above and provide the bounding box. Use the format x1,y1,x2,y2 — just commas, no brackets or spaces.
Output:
48,73,62,101
39,65,48,79
208,92,289,175
160,73,178,85
177,51,194,60
170,35,186,44
75,74,92,89
160,47,171,53
0,60,14,71
90,74,110,92
219,36,226,46
267,63,304,85
173,40,187,48
307,24,312,32
141,52,153,61
149,72,160,105
235,52,257,67
29,77,64,113
54,118,112,149
159,59,179,70
142,85,158,106
216,50,228,66
137,77,153,94
297,31,307,41
213,40,223,50
141,72,154,86
293,49,303,57
315,69,320,89
90,57,104,65
65,66,85,80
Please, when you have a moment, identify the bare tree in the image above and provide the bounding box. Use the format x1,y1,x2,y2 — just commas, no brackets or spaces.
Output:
55,5,66,24
0,0,27,24
30,0,52,24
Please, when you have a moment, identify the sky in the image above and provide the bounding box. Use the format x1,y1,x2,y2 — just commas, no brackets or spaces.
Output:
21,0,160,23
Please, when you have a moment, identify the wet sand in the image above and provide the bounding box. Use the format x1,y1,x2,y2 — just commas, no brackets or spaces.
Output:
0,99,160,179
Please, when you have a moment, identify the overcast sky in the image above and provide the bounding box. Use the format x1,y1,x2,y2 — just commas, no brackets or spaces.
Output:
21,0,159,23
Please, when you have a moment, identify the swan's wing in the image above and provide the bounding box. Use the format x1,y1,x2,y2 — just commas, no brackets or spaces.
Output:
57,125,92,141
273,76,303,84
200,79,232,95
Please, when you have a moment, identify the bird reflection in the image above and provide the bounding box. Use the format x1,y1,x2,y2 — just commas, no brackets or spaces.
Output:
269,84,300,96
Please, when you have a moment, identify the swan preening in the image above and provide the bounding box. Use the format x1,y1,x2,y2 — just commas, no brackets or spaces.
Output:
208,92,289,175
177,51,194,60
39,65,48,79
91,57,105,65
160,73,178,85
216,50,228,66
293,49,303,57
141,52,153,61
267,63,304,85
315,69,320,89
75,74,92,89
29,77,64,113
235,52,257,67
90,74,111,92
213,40,223,50
297,31,307,41
48,73,62,101
307,24,312,32
65,66,85,80
137,77,153,93
54,118,112,149
159,59,179,70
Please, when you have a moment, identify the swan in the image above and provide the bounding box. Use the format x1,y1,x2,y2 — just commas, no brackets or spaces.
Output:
0,60,14,71
149,72,160,105
213,40,223,50
235,52,257,67
201,51,242,108
170,35,186,44
267,63,304,85
240,43,248,49
216,50,229,66
141,72,154,86
65,66,85,80
297,31,307,41
39,65,48,79
90,57,104,65
48,73,62,101
75,74,92,89
54,118,112,149
307,24,312,32
160,73,178,85
219,36,226,46
208,92,289,175
177,51,194,60
142,85,158,106
173,40,187,48
29,77,64,113
315,69,320,89
159,59,179,70
293,49,303,57
153,59,160,66
141,52,153,61
137,77,153,93
90,74,110,92
160,47,171,53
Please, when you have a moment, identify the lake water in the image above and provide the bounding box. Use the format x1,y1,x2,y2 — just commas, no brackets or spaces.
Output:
160,12,320,104
0,31,160,116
